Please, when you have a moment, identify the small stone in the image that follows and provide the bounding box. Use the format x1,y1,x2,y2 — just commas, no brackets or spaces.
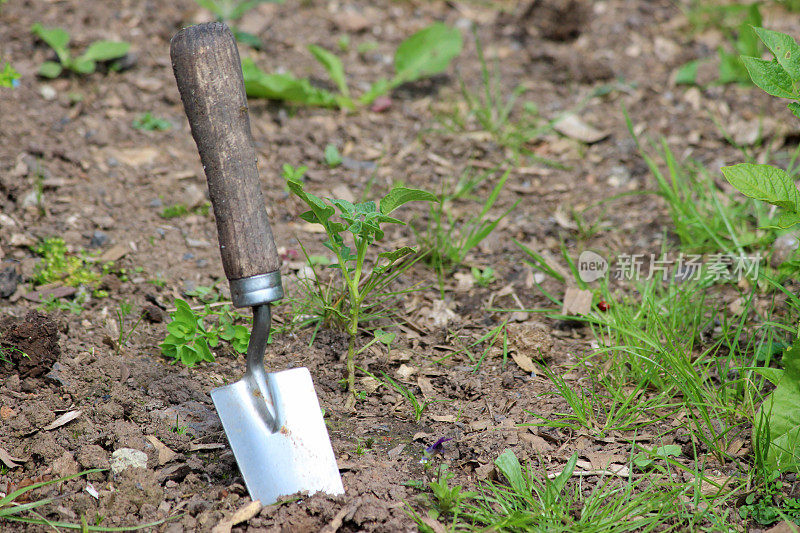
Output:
182,252,194,260
0,265,20,298
185,238,209,248
89,230,109,248
110,448,148,474
149,198,163,208
40,85,57,101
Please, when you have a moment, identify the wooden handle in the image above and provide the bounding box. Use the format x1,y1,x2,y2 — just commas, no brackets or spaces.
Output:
170,22,280,280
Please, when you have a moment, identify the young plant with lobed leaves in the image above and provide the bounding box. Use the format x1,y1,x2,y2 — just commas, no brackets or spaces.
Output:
285,168,435,400
30,23,129,78
243,23,462,109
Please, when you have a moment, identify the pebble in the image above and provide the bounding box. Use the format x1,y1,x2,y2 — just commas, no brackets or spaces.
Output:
185,238,210,248
89,230,109,248
182,252,194,260
149,198,163,208
40,85,57,101
110,448,148,474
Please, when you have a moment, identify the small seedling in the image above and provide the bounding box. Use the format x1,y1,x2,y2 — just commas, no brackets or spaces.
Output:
379,371,431,422
114,300,145,353
285,170,435,399
30,23,130,78
243,23,462,109
171,414,189,435
470,266,495,287
160,297,251,367
427,465,475,519
41,292,87,315
194,0,284,48
419,169,517,286
324,143,342,167
132,112,171,131
0,62,19,87
160,202,209,219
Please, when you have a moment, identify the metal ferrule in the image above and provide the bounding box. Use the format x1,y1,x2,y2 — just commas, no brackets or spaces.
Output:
229,270,284,308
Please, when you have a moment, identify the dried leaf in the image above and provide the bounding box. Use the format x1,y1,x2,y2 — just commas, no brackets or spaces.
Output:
396,364,417,380
42,410,82,431
419,517,447,533
1,405,15,420
430,414,456,423
0,447,26,468
562,287,593,316
211,500,263,533
417,376,435,399
146,435,178,466
511,352,537,373
553,113,609,143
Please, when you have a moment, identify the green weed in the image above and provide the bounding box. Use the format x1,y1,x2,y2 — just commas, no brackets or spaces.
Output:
243,23,462,109
30,23,129,78
31,238,101,287
160,296,250,367
284,167,435,398
193,0,283,48
676,2,762,86
418,169,517,288
132,112,171,131
159,202,209,219
324,143,342,167
0,61,19,87
379,370,431,422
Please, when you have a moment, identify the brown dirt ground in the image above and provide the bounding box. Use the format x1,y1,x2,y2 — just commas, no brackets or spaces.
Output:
1,0,798,531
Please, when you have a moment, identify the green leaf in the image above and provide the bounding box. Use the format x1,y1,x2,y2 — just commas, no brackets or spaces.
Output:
71,57,96,74
756,337,800,471
789,102,800,120
754,27,800,81
675,59,700,85
378,246,415,263
545,453,578,505
308,44,349,98
30,23,70,64
324,143,343,167
80,40,130,62
721,163,800,212
776,211,800,229
232,29,263,49
393,23,462,86
379,187,437,215
358,78,390,106
742,56,798,98
494,449,528,497
38,61,63,78
242,58,339,107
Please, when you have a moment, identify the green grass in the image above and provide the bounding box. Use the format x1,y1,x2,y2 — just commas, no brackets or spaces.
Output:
414,449,742,531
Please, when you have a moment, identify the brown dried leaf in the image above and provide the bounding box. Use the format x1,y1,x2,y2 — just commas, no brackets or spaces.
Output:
0,447,26,469
211,500,262,533
145,435,178,466
511,352,537,373
42,410,82,431
417,376,435,399
553,113,609,143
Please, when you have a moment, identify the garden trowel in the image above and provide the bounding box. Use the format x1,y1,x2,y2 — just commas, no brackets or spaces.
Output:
170,22,344,505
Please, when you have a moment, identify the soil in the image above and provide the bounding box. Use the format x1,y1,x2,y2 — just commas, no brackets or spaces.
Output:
1,0,797,531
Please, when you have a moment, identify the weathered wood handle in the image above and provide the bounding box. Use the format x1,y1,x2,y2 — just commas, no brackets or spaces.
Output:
170,22,280,281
